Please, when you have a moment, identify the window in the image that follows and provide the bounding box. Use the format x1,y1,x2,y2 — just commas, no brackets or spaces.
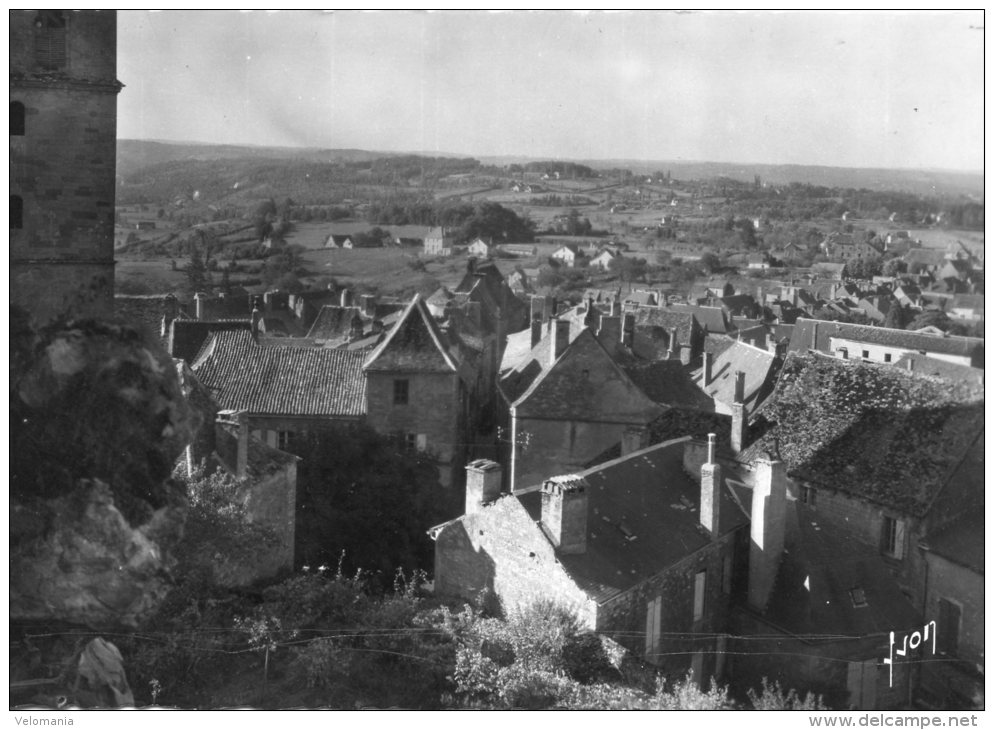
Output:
392,379,409,405
404,432,417,450
34,11,68,71
800,485,817,507
277,430,292,450
884,353,892,363
836,347,848,360
693,570,707,623
881,515,905,559
645,595,662,663
937,598,961,656
11,196,23,229
10,102,25,136
862,350,870,360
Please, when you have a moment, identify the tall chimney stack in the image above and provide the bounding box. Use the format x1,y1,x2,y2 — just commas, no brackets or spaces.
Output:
621,426,648,456
550,318,570,364
731,370,746,453
251,304,262,340
748,457,787,612
530,319,543,349
541,475,589,554
700,433,722,538
703,351,714,385
465,459,503,514
621,312,635,348
667,327,677,359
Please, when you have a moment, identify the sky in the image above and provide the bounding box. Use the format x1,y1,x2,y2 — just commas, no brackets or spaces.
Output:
116,10,985,172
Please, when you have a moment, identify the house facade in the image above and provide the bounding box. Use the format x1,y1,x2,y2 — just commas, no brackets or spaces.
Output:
424,227,455,256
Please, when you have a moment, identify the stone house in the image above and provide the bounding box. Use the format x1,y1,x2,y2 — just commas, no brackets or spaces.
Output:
363,295,474,489
498,320,664,491
735,352,985,707
424,227,455,256
551,244,581,267
324,234,354,249
466,237,494,258
589,249,618,271
787,317,984,369
693,340,779,422
431,435,753,684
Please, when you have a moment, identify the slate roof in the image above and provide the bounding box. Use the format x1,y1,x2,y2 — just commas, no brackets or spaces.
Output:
739,352,985,516
765,502,922,637
511,329,663,424
787,318,984,363
192,330,367,417
694,340,778,411
668,304,729,333
363,295,460,373
624,360,714,411
305,306,364,340
170,318,253,362
515,438,751,604
630,308,698,358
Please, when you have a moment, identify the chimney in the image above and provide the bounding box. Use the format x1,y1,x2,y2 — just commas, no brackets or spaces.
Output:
767,333,777,354
531,295,548,325
731,371,746,453
531,319,543,348
610,298,621,317
700,433,722,539
703,351,714,385
550,318,570,364
349,312,364,341
597,316,621,349
584,300,600,330
749,457,787,612
621,312,635,348
667,327,677,359
250,304,262,340
465,459,502,514
194,292,205,320
541,475,588,554
621,426,648,456
360,293,376,317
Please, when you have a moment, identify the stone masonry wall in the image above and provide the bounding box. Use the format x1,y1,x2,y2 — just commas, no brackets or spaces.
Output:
434,496,598,627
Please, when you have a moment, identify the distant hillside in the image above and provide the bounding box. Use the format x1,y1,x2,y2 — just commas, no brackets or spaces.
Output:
480,156,984,199
116,139,394,179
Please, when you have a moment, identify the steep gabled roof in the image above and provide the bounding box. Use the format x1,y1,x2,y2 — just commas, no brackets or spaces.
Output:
170,318,252,363
668,304,728,334
512,328,663,424
304,305,364,340
739,352,984,516
363,295,459,373
192,330,367,417
624,360,714,411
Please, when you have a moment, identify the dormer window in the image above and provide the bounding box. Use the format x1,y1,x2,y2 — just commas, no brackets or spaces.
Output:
849,587,868,608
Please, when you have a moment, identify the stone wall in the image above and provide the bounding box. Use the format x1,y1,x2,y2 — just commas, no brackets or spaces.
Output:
433,495,598,627
366,371,464,487
597,535,737,683
923,553,984,668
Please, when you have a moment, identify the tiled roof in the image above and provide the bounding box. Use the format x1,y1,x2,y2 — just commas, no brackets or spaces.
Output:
787,318,984,362
630,308,697,352
516,438,750,604
192,330,367,417
512,329,663,424
765,502,923,636
694,340,778,411
364,295,459,373
170,318,252,362
739,352,985,515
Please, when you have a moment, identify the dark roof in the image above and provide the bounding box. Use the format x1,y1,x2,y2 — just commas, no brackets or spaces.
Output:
668,304,728,334
765,502,922,637
363,295,459,373
305,305,364,340
516,438,750,603
170,318,252,362
624,360,714,411
192,330,367,417
787,318,984,361
511,329,663,424
739,352,985,516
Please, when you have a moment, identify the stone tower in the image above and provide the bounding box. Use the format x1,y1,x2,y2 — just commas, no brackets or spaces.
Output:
9,10,122,324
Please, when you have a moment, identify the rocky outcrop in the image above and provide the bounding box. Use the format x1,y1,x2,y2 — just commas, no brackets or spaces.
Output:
10,309,195,629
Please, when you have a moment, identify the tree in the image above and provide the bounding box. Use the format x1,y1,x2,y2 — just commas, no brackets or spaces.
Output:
699,252,721,274
882,258,907,277
906,310,952,332
883,302,909,330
